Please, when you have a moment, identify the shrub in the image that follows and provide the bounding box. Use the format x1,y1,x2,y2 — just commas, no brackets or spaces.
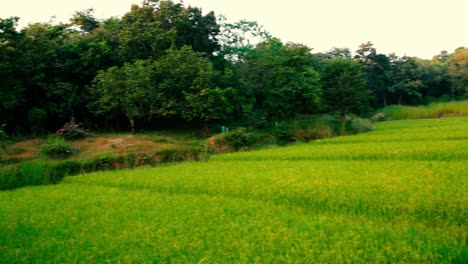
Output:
27,108,48,135
346,116,375,134
82,153,117,172
56,120,91,140
276,115,339,144
156,148,184,163
0,160,50,190
0,166,19,190
224,128,259,151
41,135,80,159
49,160,82,183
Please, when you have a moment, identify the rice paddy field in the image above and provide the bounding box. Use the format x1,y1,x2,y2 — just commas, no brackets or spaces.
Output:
1,117,467,263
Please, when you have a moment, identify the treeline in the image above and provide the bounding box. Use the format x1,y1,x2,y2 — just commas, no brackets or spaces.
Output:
0,0,467,134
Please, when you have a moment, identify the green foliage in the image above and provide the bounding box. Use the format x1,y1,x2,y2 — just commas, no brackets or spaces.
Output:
82,153,118,172
223,128,259,151
322,58,370,116
0,0,465,136
91,60,154,132
238,39,322,121
273,115,374,144
387,56,424,104
41,135,80,159
275,115,340,144
0,159,84,190
49,160,82,183
379,100,468,120
346,116,375,134
0,160,49,190
126,149,137,168
321,58,371,134
155,148,184,163
55,120,91,140
27,108,48,135
447,48,468,98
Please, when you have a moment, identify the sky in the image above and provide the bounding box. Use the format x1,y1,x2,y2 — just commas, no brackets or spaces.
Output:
1,0,467,59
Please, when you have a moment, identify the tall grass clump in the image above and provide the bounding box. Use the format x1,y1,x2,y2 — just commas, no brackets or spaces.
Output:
276,115,374,144
379,100,468,120
0,160,50,190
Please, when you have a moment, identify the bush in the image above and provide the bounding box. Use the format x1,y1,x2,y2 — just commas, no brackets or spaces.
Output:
276,115,339,144
224,128,259,151
0,166,20,190
56,120,91,140
156,148,184,163
347,116,375,134
27,108,48,135
0,160,49,190
49,160,82,183
41,135,80,159
82,153,117,172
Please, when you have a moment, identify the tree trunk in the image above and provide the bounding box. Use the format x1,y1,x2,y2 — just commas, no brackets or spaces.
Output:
340,112,346,136
383,93,387,107
398,94,402,105
203,121,209,137
129,118,135,134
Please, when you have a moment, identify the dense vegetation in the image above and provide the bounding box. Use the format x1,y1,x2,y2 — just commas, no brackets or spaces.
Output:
1,117,466,263
1,0,467,134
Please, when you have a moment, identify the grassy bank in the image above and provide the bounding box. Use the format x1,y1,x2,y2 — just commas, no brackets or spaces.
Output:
379,100,468,120
0,116,466,262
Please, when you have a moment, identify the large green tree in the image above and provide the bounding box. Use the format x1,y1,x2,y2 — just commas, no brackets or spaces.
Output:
321,58,370,134
90,60,153,132
237,39,322,123
150,46,234,124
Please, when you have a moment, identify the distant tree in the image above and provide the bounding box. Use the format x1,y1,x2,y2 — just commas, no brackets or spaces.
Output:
326,47,352,59
217,18,271,61
432,50,449,63
387,56,424,104
418,58,451,99
446,48,468,98
321,58,370,134
355,41,376,63
70,9,99,33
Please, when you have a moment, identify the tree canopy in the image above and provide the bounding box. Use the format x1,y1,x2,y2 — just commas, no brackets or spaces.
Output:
0,0,466,133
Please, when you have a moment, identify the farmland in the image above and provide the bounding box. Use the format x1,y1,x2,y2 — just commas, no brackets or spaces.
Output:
1,117,467,263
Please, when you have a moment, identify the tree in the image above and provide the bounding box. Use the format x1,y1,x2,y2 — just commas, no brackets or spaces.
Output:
387,56,424,104
326,47,352,59
150,46,234,125
90,60,154,132
321,58,370,134
0,17,25,127
70,9,99,33
447,48,468,98
237,39,322,123
217,18,271,61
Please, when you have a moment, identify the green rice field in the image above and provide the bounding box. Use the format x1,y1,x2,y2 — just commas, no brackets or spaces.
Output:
1,117,467,263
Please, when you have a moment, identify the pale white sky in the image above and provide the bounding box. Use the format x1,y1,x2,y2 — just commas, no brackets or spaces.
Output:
1,0,467,59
